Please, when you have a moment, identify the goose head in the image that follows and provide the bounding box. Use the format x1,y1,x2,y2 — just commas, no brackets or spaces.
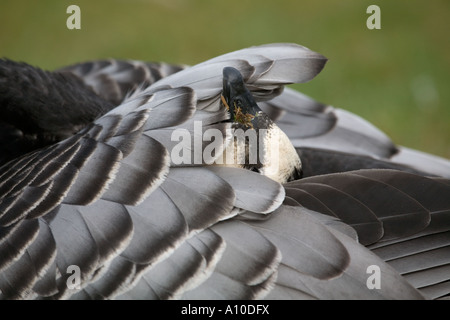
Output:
220,66,302,183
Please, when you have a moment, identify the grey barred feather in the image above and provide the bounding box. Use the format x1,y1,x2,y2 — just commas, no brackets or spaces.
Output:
124,229,226,300
297,147,429,178
120,188,188,265
160,168,236,233
0,220,40,277
207,167,285,214
391,146,450,178
181,221,281,300
77,256,137,299
152,43,327,111
248,206,350,281
284,170,444,244
285,183,383,245
260,88,336,139
265,87,450,178
58,59,186,106
283,169,450,299
0,43,449,300
145,109,231,167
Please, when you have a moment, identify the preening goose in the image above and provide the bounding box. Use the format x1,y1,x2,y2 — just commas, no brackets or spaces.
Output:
0,43,449,300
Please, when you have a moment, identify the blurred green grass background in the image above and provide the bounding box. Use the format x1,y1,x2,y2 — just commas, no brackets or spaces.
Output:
1,0,449,158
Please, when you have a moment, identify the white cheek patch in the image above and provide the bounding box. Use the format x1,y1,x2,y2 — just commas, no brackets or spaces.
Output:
260,125,301,183
213,121,301,184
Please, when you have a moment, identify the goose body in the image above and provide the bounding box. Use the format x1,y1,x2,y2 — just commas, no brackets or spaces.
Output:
0,43,449,300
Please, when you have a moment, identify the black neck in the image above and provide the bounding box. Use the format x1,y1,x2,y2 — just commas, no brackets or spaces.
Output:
0,59,114,138
0,59,114,166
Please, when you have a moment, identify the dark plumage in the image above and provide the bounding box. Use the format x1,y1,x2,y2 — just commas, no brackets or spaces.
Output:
0,59,115,166
0,44,449,300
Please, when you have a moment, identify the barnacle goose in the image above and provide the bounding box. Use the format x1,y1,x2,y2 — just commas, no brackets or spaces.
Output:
0,43,449,300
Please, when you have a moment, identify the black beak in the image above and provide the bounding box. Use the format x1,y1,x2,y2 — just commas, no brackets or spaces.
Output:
222,67,261,125
222,67,246,110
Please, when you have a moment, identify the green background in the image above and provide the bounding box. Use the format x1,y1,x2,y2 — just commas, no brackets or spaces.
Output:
1,0,449,158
